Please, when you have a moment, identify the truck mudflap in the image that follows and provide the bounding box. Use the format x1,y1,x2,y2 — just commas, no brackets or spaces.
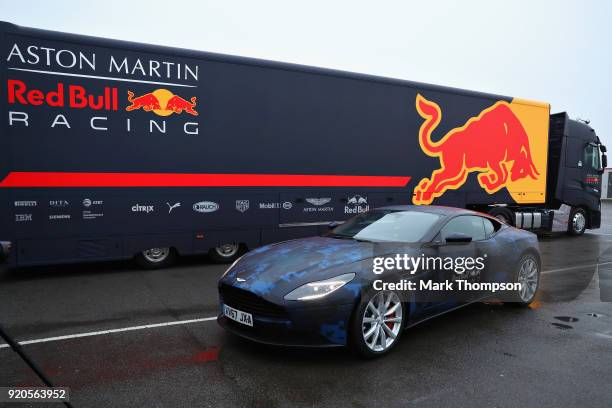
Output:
590,209,601,229
551,204,572,232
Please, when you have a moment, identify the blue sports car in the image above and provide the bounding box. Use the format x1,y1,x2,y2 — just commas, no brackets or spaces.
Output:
218,206,540,357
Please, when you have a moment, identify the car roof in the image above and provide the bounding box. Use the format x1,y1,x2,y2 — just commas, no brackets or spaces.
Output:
371,205,510,242
374,205,478,216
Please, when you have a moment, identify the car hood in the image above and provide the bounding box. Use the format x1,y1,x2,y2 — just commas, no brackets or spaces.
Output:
219,236,421,300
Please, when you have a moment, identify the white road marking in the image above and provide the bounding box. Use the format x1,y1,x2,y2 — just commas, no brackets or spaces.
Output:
0,316,216,350
542,260,612,274
8,67,197,88
2,258,611,350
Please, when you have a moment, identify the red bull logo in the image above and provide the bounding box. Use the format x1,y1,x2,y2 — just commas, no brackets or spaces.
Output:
126,89,198,116
413,94,547,205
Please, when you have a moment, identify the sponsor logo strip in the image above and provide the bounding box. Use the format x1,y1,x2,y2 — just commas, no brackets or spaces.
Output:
7,68,197,88
0,172,411,188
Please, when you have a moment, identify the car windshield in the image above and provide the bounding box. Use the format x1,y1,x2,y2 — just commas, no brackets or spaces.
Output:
329,210,441,243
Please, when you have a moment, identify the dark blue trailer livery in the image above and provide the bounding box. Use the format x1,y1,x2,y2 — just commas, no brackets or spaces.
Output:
0,22,605,267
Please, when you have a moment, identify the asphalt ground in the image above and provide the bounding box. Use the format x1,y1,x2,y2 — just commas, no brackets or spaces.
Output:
1,205,612,407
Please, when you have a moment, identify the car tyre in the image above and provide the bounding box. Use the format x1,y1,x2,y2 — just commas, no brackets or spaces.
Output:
136,247,176,269
567,207,586,236
508,252,540,307
209,243,244,264
350,290,405,358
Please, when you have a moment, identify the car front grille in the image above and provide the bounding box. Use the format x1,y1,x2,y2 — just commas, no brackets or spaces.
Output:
219,284,289,320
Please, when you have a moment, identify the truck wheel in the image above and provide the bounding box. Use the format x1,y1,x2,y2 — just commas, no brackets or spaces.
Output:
209,243,243,264
136,247,176,269
567,207,586,236
487,207,514,225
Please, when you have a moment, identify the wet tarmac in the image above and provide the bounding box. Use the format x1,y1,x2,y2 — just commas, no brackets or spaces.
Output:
1,204,612,407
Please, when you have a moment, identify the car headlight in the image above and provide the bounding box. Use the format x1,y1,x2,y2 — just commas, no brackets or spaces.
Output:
284,273,356,301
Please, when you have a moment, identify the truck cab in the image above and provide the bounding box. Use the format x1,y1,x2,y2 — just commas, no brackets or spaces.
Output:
546,113,606,233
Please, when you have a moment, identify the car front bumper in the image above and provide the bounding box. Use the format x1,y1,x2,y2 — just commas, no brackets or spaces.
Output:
217,302,355,347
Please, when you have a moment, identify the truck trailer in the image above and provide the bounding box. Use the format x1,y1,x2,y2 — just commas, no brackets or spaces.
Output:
0,22,606,268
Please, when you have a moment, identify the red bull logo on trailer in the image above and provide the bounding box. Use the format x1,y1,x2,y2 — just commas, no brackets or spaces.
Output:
126,89,198,116
412,94,549,205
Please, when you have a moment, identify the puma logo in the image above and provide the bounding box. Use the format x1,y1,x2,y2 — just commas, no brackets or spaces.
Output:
167,202,181,214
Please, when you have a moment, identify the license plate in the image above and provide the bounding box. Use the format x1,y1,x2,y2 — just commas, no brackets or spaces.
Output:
223,304,253,327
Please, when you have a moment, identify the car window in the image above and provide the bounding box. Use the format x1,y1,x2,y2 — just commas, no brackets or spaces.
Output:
482,217,502,237
330,210,442,243
440,215,486,241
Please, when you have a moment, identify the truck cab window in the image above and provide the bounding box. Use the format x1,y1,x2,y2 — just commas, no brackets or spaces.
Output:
585,144,601,170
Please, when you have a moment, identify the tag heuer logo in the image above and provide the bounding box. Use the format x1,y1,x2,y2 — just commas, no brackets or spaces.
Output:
235,200,249,212
306,197,332,206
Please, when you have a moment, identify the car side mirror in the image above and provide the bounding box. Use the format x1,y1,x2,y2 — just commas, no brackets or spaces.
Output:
601,154,607,171
445,232,473,243
328,221,343,229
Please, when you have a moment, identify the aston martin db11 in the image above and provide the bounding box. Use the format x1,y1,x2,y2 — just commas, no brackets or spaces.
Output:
218,206,540,357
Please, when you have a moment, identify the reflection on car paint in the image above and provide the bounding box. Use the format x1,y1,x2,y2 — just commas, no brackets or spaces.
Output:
320,321,347,344
225,237,372,295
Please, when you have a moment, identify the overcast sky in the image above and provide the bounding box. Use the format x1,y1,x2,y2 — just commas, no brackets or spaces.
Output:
2,0,611,146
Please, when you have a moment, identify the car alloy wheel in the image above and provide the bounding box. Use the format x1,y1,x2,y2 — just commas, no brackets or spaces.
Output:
517,256,539,302
361,291,403,353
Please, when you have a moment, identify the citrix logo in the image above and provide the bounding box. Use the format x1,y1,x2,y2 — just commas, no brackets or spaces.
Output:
132,204,154,213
